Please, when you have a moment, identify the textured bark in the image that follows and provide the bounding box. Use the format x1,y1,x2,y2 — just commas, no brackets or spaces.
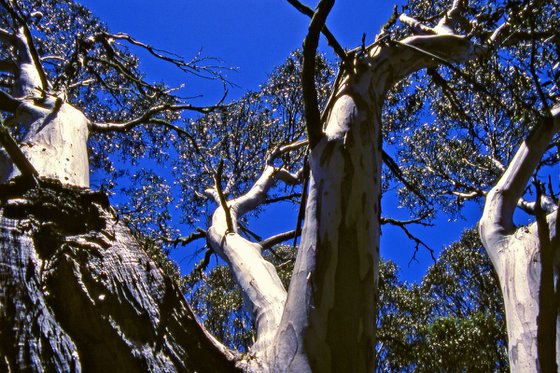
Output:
480,108,560,372
0,178,239,372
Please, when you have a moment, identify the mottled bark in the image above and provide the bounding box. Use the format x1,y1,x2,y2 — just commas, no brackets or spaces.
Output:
1,99,90,187
480,107,560,372
0,178,239,372
270,27,475,373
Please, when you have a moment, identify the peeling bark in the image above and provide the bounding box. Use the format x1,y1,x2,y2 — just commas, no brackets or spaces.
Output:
480,108,560,372
0,178,239,372
270,30,475,372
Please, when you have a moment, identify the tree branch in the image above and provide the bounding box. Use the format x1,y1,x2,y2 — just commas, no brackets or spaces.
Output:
301,0,334,148
0,120,39,183
481,105,560,245
382,150,428,204
286,0,346,60
166,228,207,247
214,160,234,233
91,102,225,133
259,229,299,251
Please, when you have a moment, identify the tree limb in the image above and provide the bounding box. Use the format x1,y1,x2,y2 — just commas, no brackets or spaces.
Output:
259,229,299,251
301,0,334,148
481,105,560,245
286,0,346,60
91,102,225,132
214,159,234,233
0,120,39,183
166,228,207,247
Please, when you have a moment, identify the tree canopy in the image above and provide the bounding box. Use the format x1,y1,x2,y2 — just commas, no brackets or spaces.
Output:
0,0,558,371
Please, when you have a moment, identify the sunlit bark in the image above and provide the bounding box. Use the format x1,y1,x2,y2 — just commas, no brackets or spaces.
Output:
480,107,560,372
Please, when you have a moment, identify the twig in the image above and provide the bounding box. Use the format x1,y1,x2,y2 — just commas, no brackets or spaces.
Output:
382,215,436,263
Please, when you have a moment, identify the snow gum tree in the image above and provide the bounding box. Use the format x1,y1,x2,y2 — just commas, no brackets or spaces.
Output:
379,0,559,370
0,0,558,372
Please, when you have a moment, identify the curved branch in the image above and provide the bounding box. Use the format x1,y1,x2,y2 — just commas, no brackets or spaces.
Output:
481,106,560,247
259,230,299,251
301,0,334,148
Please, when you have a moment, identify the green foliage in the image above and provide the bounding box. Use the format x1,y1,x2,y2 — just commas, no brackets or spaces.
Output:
382,0,560,219
376,229,507,372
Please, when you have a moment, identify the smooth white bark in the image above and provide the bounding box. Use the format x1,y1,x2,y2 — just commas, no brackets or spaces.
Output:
269,29,475,372
480,107,560,371
1,100,90,187
204,162,302,368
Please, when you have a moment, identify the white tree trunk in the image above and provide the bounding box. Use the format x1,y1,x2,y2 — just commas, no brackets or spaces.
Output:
1,100,90,187
480,107,560,372
0,25,90,187
267,31,475,372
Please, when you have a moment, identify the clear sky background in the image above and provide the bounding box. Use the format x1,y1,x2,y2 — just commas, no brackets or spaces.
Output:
78,0,483,282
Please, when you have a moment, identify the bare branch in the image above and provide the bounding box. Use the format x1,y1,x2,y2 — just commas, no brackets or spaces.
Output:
380,215,433,227
481,105,560,245
398,14,437,35
382,150,428,204
0,120,39,184
286,0,346,60
259,229,299,251
0,0,49,94
517,195,558,216
301,0,334,148
106,32,232,81
165,228,207,247
91,102,225,133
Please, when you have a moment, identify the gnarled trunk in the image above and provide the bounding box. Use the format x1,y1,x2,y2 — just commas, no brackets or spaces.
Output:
0,178,239,372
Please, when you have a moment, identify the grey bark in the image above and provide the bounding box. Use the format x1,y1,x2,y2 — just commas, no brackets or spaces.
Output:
0,178,240,372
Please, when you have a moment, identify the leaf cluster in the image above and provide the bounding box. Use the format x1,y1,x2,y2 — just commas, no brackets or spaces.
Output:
376,229,507,372
382,0,560,219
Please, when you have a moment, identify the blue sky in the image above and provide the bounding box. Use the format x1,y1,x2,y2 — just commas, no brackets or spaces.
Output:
78,0,482,282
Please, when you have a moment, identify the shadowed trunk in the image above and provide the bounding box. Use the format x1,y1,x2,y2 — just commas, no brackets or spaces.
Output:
0,178,239,372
